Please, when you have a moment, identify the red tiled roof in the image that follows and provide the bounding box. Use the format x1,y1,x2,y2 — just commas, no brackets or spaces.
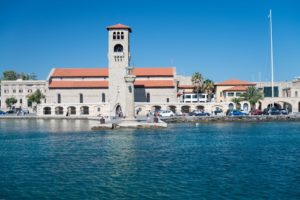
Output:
215,79,256,86
132,68,174,77
223,86,248,91
52,68,108,77
50,68,174,78
178,85,194,89
106,24,132,32
49,81,108,88
134,80,174,88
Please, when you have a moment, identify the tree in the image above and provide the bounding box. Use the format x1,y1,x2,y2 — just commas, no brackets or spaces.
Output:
5,97,17,109
240,86,263,111
2,70,18,80
27,89,45,112
202,79,215,102
191,72,203,102
231,97,242,110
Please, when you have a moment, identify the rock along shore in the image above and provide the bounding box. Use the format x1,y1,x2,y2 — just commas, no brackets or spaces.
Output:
161,115,300,123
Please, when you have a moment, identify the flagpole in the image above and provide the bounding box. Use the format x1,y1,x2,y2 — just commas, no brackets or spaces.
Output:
269,9,274,107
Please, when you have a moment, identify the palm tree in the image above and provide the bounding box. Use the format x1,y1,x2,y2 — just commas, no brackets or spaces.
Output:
231,97,242,110
202,79,215,102
27,89,45,112
240,86,263,111
191,72,203,102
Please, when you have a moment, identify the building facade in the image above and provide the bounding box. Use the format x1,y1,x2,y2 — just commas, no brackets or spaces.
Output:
0,79,46,111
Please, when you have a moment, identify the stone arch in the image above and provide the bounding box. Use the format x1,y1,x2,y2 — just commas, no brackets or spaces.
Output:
114,44,123,52
55,106,64,115
181,105,190,114
151,105,161,112
240,101,250,112
80,106,89,115
43,107,51,115
168,105,176,113
196,105,204,111
228,102,235,110
280,101,292,113
115,104,123,117
267,103,281,109
67,106,76,115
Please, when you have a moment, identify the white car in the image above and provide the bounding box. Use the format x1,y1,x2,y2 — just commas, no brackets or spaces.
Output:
158,110,175,117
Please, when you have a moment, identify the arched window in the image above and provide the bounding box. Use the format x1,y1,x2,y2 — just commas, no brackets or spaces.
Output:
113,32,116,40
147,93,150,102
57,93,61,104
121,32,124,39
102,93,105,103
114,44,123,52
117,32,120,39
79,93,83,103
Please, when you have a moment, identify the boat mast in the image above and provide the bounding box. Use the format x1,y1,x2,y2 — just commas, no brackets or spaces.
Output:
269,9,274,107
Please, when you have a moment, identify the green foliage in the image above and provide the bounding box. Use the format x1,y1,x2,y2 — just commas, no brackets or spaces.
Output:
1,70,37,80
202,79,215,101
2,70,18,80
27,89,45,104
5,97,17,108
240,86,263,110
231,97,242,110
191,72,203,92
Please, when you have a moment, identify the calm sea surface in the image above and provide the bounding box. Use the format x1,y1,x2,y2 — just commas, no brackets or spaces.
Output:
0,119,300,200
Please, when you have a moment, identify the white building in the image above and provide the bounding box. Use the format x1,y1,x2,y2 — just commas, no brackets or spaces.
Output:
0,79,46,112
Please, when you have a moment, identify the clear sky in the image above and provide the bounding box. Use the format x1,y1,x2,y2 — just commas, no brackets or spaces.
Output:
1,0,300,82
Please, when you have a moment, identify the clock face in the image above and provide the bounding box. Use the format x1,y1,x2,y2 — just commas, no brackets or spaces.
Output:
114,44,123,52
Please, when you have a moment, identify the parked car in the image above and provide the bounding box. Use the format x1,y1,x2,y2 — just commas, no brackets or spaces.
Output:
213,108,223,115
158,110,175,117
264,107,281,115
279,109,288,115
6,110,16,114
189,110,210,116
0,110,6,115
227,110,247,116
22,108,30,114
250,109,263,115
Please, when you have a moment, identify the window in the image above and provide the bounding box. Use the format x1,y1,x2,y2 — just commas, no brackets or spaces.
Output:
13,89,16,93
263,87,279,97
114,44,123,52
117,32,120,39
236,92,241,96
228,92,234,97
113,32,116,39
57,93,61,104
4,89,8,93
80,93,83,103
20,99,22,104
220,92,222,97
121,32,124,39
28,100,32,107
28,89,32,93
102,93,105,103
19,89,23,93
166,98,169,103
147,93,150,102
296,91,298,97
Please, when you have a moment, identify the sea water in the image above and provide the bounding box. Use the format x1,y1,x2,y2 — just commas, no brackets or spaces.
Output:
0,119,299,199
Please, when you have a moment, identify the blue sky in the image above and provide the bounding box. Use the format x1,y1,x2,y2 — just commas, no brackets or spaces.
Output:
1,0,300,82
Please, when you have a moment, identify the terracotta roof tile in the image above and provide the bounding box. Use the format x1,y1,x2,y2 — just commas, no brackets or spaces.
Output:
134,80,174,88
49,81,108,88
52,68,108,77
215,79,256,86
223,86,248,91
106,24,132,32
132,68,174,77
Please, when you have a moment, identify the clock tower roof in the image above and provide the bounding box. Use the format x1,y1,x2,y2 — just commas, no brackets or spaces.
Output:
106,23,132,32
